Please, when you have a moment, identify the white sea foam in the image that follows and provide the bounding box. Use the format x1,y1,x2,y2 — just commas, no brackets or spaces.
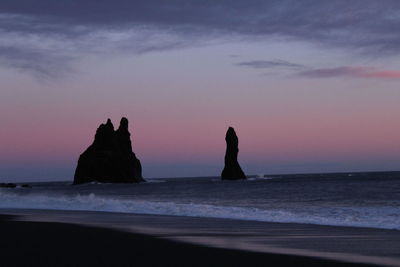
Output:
0,190,399,230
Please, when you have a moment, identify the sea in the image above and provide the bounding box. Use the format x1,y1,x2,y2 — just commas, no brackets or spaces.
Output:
1,171,399,230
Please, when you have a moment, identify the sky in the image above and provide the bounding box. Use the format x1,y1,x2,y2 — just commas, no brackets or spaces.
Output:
1,0,400,181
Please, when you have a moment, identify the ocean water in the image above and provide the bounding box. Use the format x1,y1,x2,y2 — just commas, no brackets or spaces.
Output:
0,172,399,230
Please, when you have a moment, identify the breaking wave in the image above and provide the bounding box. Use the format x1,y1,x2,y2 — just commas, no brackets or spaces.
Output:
0,191,399,230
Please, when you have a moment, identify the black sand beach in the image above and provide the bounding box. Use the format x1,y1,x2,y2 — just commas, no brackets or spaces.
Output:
1,210,399,266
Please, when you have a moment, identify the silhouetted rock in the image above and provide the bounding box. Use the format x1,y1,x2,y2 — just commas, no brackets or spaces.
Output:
221,127,246,180
0,183,32,188
74,118,144,184
0,183,17,188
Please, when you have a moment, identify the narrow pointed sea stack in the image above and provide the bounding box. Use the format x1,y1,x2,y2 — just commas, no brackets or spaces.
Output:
74,117,144,184
221,127,246,180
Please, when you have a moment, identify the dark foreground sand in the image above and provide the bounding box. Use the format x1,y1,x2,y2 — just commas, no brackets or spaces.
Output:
1,210,399,266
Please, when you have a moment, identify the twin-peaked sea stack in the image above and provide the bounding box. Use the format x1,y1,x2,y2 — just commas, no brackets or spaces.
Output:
73,117,144,184
221,127,247,180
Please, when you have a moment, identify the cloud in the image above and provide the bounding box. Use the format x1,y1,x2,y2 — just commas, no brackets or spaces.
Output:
0,46,75,79
236,60,305,69
1,1,400,78
298,66,400,80
360,71,400,79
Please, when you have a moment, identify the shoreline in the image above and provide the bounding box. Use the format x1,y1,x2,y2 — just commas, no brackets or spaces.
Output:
0,214,373,267
2,209,400,266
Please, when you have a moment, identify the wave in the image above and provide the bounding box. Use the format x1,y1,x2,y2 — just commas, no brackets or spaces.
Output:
0,191,399,230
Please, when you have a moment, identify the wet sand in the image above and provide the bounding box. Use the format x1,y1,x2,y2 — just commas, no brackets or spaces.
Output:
1,209,399,266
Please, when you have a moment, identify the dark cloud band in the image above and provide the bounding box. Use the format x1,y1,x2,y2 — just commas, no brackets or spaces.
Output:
236,60,305,69
297,66,400,80
1,0,400,78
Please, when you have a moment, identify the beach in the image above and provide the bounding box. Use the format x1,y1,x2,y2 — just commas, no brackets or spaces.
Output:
1,209,399,266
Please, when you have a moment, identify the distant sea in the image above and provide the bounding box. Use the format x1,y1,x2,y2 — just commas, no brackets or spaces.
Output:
1,171,399,230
